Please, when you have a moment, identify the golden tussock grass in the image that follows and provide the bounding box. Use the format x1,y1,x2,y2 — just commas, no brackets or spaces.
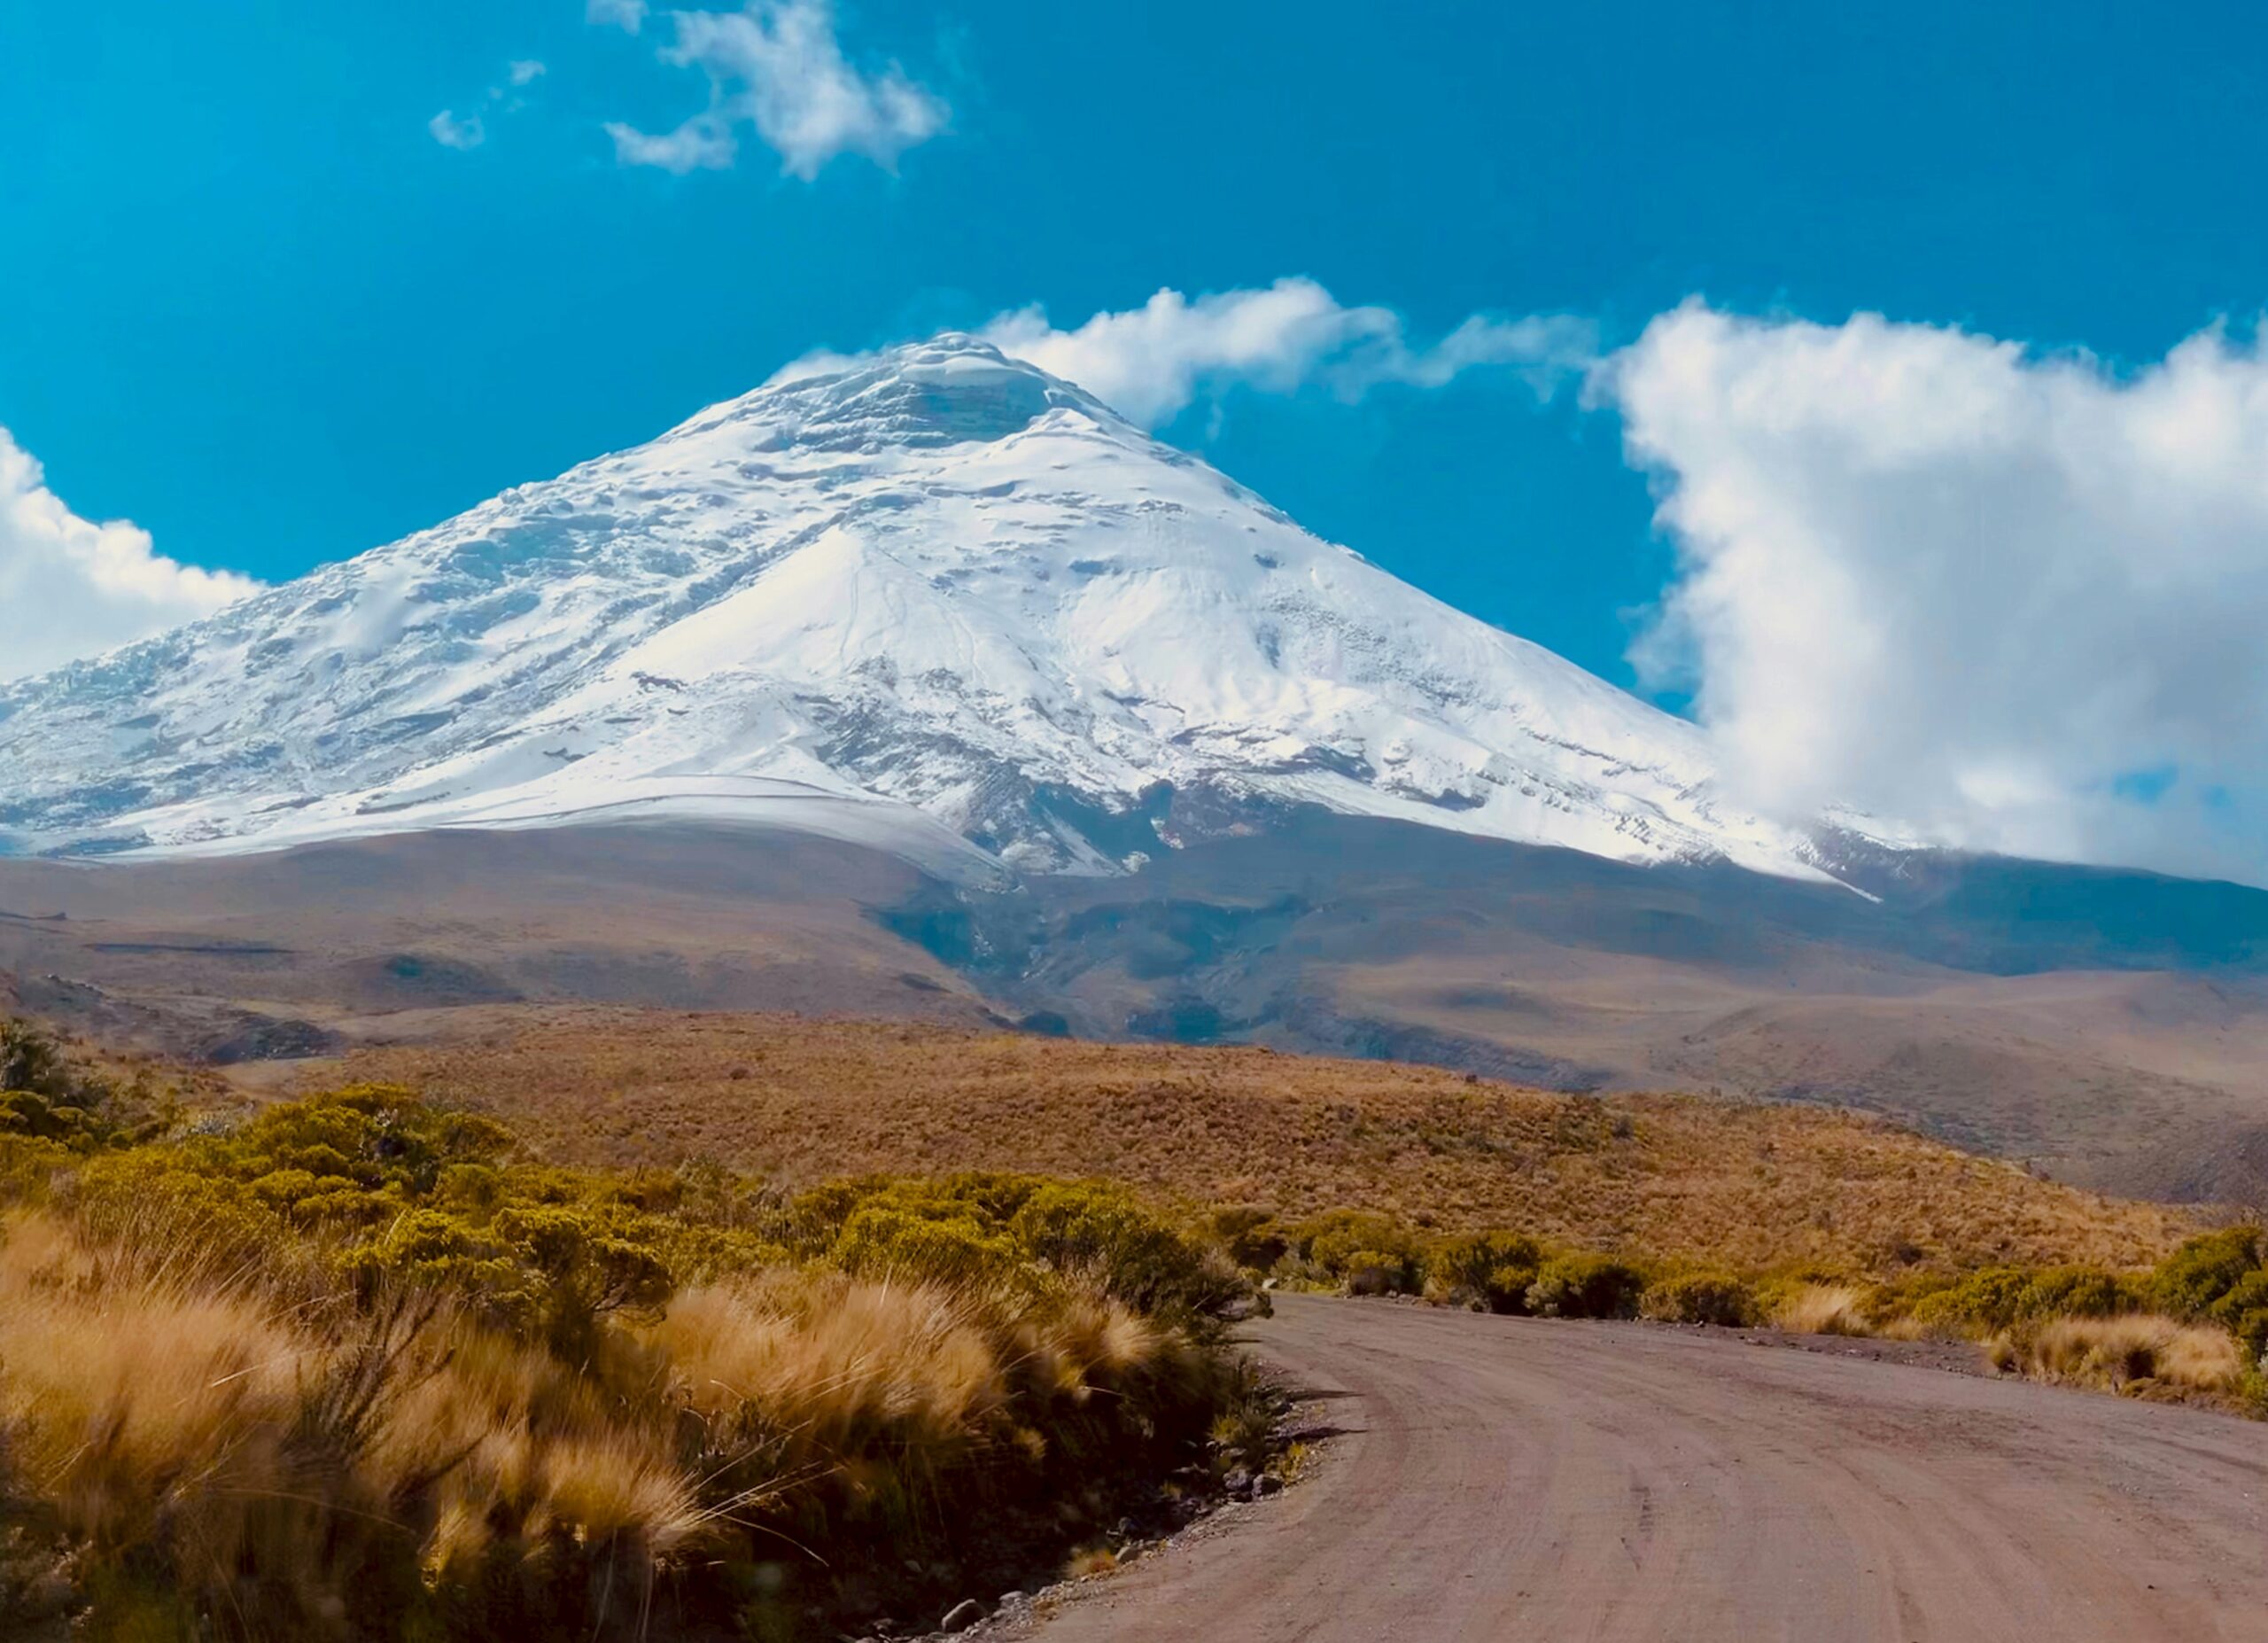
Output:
0,1218,322,1561
324,1008,2197,1278
1992,1312,2247,1396
651,1270,1015,1483
0,1195,1233,1639
0,1207,693,1624
1764,1281,1873,1336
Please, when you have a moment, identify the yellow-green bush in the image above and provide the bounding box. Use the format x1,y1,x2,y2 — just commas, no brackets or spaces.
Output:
1425,1230,1544,1312
2149,1226,2261,1318
2012,1265,2135,1321
1288,1210,1426,1293
1639,1270,1755,1327
2205,1271,2268,1361
1206,1204,1289,1272
0,1018,166,1160
1907,1265,2031,1334
1524,1251,1647,1320
2129,1228,2268,1367
831,1201,1031,1289
1008,1180,1247,1322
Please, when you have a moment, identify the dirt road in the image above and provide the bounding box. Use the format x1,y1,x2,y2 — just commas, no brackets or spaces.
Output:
1026,1294,2268,1641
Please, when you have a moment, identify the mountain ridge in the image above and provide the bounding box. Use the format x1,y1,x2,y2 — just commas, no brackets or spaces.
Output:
1,332,1888,881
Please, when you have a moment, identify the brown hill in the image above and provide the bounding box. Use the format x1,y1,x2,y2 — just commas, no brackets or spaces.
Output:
7,816,2266,1206
319,1008,2194,1277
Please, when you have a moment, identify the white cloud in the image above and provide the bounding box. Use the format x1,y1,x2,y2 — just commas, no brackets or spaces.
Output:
435,60,546,145
604,0,947,181
1602,301,2268,882
428,109,485,150
758,347,865,387
978,279,1596,427
604,113,736,173
588,0,649,32
0,429,259,684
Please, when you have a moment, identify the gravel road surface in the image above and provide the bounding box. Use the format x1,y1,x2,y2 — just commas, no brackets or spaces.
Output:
1023,1294,2268,1641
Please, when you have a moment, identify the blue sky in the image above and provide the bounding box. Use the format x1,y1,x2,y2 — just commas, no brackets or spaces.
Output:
4,2,2267,878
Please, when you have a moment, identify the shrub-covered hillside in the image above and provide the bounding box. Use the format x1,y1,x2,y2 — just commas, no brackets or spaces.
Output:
332,1008,2197,1275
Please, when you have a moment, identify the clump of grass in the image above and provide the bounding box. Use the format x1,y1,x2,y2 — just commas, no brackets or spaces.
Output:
1762,1281,1873,1336
1063,1545,1119,1579
1204,1357,1285,1480
1992,1314,2245,1396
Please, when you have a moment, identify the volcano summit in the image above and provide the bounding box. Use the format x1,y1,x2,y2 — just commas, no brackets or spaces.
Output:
0,335,1878,880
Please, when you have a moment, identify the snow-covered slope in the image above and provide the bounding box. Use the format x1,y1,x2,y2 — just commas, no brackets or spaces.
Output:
0,335,1866,881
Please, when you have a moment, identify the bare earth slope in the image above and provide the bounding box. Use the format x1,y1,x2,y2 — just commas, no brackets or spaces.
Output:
1023,1295,2268,1643
0,826,1008,1054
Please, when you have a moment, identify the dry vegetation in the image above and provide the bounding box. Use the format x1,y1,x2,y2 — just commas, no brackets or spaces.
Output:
1992,1314,2245,1396
0,1022,1275,1642
326,1008,2198,1276
0,1203,1239,1641
3,1003,2262,1640
328,1012,2268,1413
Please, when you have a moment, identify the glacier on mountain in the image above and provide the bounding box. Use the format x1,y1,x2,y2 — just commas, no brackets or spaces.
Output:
0,334,1876,882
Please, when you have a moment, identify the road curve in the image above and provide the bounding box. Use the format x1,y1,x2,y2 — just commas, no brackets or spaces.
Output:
1027,1294,2268,1642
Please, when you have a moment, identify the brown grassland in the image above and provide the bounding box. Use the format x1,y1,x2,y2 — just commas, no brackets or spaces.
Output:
322,1007,2198,1276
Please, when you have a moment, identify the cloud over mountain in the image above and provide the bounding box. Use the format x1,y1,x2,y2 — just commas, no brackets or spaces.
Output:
981,280,1594,428
0,428,259,683
1604,302,2268,882
768,280,1594,429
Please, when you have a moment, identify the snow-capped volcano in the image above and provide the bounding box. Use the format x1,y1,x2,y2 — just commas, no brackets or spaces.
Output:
0,335,1860,880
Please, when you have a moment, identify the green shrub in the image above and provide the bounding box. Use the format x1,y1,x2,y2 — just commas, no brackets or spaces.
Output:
2013,1265,2133,1322
1009,1180,1243,1320
781,1174,1256,1320
0,1019,86,1103
1337,1249,1414,1296
494,1203,676,1353
1908,1265,2032,1333
1640,1271,1755,1327
1207,1204,1288,1272
1297,1211,1425,1294
0,1018,159,1152
2205,1269,2268,1362
1525,1252,1647,1319
831,1204,1029,1289
2149,1226,2261,1319
2225,1310,2268,1367
1425,1231,1543,1312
